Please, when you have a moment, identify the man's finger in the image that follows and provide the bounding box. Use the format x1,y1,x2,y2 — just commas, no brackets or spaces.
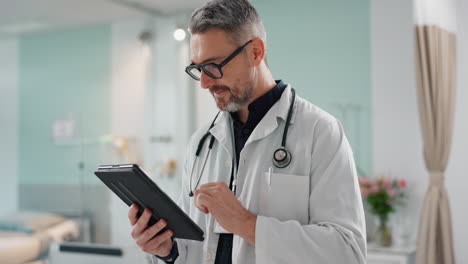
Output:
145,229,174,253
194,188,216,197
194,192,210,214
199,182,219,189
199,181,227,190
132,208,152,238
128,204,139,225
136,219,168,246
195,186,223,198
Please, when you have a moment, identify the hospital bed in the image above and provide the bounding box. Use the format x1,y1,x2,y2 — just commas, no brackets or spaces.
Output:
0,211,79,264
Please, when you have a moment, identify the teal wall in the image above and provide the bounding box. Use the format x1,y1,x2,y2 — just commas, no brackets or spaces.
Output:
17,0,372,185
253,0,372,175
19,24,112,184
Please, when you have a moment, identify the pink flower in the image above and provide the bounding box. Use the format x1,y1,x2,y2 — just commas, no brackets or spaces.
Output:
384,179,392,189
399,179,407,188
359,177,371,185
388,189,397,197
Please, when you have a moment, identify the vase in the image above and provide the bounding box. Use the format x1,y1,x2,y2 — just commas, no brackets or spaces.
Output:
377,217,393,247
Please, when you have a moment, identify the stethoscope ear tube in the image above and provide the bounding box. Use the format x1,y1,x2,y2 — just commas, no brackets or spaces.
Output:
189,111,221,197
195,111,221,157
189,136,214,197
195,132,211,156
280,88,295,148
272,88,295,169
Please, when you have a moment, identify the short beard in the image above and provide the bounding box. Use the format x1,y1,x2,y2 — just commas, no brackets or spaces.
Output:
224,101,244,112
211,84,254,112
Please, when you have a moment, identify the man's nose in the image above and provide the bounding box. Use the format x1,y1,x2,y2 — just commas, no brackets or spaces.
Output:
200,71,216,89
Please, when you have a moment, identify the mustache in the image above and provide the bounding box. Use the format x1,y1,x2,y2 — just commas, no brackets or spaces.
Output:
210,85,231,94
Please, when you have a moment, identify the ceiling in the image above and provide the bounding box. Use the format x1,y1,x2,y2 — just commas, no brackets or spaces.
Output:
0,0,208,37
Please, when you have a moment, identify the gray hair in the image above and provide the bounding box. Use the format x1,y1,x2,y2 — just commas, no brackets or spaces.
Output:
188,0,267,47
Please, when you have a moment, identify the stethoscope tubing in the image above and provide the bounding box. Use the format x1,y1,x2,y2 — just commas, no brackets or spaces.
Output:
189,88,296,197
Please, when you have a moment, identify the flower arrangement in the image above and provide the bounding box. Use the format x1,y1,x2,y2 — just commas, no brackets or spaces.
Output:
359,176,407,246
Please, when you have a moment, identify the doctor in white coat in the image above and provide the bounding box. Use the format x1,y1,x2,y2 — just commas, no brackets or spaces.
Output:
128,0,366,263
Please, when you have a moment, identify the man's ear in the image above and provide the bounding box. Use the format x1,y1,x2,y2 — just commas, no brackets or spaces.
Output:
249,38,266,66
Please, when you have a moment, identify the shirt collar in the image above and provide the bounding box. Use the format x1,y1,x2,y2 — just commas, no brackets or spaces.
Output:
231,80,286,127
210,84,296,150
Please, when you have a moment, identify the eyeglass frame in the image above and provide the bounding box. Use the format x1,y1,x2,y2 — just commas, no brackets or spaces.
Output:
185,39,253,81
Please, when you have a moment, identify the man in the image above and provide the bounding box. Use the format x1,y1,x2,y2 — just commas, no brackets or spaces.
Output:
128,0,366,263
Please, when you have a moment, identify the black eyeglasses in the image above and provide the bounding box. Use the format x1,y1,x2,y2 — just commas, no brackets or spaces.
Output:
185,40,253,81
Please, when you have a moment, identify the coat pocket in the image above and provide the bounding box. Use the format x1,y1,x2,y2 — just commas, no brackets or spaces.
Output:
259,172,310,224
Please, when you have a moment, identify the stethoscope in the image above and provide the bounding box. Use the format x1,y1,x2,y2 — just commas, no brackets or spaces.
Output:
188,88,296,197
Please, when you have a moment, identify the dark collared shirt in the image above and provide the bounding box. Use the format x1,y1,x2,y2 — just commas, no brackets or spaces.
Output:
214,80,286,264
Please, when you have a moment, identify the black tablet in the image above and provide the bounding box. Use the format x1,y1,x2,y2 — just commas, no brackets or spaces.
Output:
94,164,204,241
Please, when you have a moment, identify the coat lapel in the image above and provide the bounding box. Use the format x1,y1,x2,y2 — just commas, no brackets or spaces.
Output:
245,85,297,146
209,111,234,159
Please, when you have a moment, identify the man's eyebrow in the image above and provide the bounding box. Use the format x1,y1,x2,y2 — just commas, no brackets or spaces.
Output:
192,56,223,65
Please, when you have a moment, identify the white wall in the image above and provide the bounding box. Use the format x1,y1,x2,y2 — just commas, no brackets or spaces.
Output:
150,15,195,193
446,0,468,262
109,15,194,248
109,18,152,248
371,0,426,230
0,38,18,216
372,0,467,262
195,84,218,130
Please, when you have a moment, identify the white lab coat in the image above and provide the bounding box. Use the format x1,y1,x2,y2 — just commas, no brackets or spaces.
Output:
154,85,366,264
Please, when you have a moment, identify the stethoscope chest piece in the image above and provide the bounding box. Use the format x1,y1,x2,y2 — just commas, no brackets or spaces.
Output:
272,147,292,168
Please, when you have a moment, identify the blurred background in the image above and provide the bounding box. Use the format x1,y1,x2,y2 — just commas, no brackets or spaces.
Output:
0,0,466,263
